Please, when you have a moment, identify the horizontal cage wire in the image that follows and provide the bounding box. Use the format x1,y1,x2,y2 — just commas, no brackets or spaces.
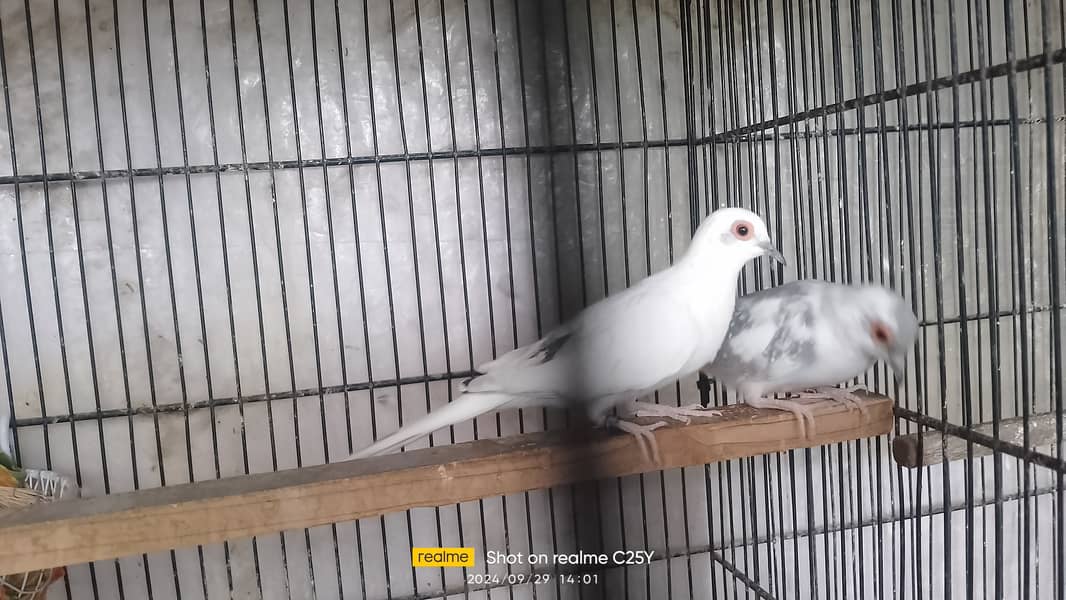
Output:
0,0,1062,599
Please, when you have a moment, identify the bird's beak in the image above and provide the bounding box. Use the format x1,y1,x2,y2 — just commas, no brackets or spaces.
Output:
760,241,787,266
890,353,907,384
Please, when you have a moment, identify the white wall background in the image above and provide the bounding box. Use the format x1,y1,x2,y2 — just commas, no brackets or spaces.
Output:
0,0,1063,598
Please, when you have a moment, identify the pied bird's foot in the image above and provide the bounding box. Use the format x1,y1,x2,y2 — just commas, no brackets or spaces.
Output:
792,384,870,422
744,395,819,439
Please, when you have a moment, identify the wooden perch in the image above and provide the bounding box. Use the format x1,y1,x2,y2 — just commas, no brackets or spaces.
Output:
892,411,1061,468
0,393,893,576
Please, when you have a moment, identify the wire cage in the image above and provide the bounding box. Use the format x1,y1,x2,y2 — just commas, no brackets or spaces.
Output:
0,0,1062,599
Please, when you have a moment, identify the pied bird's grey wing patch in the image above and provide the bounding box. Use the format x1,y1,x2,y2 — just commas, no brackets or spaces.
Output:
757,285,824,382
706,282,822,385
762,302,816,363
704,297,768,385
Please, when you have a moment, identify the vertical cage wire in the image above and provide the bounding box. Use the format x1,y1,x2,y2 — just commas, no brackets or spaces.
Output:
0,0,1062,599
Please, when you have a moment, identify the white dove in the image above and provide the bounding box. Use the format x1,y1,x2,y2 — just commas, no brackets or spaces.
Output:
349,207,786,462
693,279,919,438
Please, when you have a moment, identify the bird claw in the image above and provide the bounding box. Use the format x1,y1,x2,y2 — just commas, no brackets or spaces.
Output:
792,385,870,422
744,396,819,439
629,401,722,424
608,417,667,464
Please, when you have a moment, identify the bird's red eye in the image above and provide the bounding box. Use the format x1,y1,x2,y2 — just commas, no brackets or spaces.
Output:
732,220,753,240
871,321,893,345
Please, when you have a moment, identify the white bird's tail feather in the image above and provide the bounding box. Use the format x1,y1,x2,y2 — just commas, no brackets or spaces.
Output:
348,392,515,460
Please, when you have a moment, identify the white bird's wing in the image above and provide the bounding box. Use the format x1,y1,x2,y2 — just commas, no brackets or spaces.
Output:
467,276,700,401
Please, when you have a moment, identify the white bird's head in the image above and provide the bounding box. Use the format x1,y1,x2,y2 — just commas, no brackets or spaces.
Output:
686,207,786,269
850,285,920,383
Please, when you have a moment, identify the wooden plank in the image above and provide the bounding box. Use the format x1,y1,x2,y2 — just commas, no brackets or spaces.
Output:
0,393,893,575
892,411,1061,468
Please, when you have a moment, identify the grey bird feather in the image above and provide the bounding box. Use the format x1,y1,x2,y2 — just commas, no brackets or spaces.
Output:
702,279,919,436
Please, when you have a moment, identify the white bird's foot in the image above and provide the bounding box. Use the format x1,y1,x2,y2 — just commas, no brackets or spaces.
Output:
628,400,722,424
607,416,667,464
792,385,870,422
744,395,819,439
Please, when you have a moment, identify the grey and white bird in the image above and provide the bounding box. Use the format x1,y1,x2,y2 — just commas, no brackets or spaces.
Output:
348,207,786,462
691,279,918,437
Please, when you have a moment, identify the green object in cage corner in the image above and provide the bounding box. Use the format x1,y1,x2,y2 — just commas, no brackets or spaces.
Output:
0,452,25,488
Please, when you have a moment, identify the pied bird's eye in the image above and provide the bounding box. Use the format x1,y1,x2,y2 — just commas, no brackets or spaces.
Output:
732,220,754,240
870,321,893,346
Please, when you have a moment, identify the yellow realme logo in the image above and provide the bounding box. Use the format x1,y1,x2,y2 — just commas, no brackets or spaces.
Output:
411,547,476,568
